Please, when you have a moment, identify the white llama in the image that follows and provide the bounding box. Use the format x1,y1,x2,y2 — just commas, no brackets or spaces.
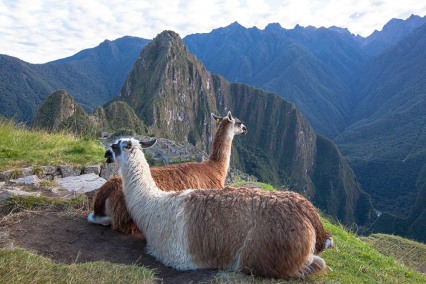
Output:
106,136,328,279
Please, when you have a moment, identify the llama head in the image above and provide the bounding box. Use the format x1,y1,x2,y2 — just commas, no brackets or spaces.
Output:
211,111,247,136
105,138,157,163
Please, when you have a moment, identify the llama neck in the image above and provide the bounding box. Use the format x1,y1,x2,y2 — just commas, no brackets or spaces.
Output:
119,147,160,197
208,124,233,171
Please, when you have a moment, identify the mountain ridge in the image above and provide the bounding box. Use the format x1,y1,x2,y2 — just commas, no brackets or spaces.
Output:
0,36,150,123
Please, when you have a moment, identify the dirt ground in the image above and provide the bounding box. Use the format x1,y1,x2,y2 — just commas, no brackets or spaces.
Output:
0,210,217,284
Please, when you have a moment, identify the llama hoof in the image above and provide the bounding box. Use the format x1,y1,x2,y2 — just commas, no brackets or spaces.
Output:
87,212,112,226
308,255,327,275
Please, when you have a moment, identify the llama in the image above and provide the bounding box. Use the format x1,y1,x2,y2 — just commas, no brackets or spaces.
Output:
88,111,247,234
105,137,328,279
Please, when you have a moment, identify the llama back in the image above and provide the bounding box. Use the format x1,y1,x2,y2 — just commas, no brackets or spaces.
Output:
151,161,225,190
182,187,317,278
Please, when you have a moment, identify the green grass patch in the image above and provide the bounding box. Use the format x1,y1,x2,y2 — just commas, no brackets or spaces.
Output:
0,119,105,171
212,219,426,283
0,248,157,284
362,233,426,273
229,181,276,191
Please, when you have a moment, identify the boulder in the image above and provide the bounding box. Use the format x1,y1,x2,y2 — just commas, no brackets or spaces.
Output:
58,173,107,193
83,165,101,175
59,165,81,178
0,187,41,204
41,166,58,175
9,175,41,188
100,163,119,180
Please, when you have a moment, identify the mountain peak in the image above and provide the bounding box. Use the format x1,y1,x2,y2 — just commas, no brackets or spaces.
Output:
329,26,351,35
265,23,283,31
229,21,243,27
361,14,426,56
156,30,181,40
151,30,185,53
32,89,85,131
223,21,245,31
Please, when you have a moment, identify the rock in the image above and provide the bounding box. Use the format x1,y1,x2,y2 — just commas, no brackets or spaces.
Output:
23,175,41,187
0,171,12,181
100,163,119,180
59,165,81,178
83,165,101,175
42,166,58,175
0,187,41,204
22,167,34,177
0,181,5,188
58,173,107,193
9,175,41,187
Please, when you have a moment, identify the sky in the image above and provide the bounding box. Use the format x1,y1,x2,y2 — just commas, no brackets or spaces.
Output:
1,0,425,64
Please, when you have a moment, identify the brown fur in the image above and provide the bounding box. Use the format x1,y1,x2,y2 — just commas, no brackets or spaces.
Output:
92,175,139,234
184,187,326,278
92,115,239,234
277,187,333,253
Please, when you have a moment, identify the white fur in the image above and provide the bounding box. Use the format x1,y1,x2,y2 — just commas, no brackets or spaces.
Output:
325,238,334,249
118,139,197,269
87,212,112,226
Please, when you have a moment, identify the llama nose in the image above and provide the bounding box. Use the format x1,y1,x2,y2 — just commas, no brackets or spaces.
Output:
242,125,247,134
105,149,115,163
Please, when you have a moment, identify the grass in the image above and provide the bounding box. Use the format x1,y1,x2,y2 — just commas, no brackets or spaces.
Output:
0,248,157,284
362,233,426,274
229,181,276,191
0,119,105,171
0,195,90,215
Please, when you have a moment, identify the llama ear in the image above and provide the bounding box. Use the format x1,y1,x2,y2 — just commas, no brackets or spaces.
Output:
211,113,222,124
140,139,157,149
226,111,234,122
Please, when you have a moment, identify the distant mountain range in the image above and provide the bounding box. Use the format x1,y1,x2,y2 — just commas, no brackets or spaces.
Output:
0,36,149,123
1,15,425,241
183,16,426,240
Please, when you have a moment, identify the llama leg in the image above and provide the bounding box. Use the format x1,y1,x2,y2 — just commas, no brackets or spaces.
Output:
88,197,112,226
300,255,327,278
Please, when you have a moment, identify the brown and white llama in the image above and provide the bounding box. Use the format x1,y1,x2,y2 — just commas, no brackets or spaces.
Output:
88,112,247,234
105,137,328,279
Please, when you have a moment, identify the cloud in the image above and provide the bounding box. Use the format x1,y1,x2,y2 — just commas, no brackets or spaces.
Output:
0,0,425,63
